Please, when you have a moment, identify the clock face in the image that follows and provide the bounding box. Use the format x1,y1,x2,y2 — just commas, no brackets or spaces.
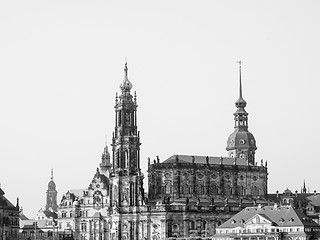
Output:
239,139,245,145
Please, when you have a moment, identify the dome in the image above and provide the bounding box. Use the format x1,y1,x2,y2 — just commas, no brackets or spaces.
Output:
120,79,132,91
226,129,257,151
120,62,132,92
48,180,56,190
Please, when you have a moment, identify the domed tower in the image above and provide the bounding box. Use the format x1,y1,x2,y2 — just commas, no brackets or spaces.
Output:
226,62,257,165
100,141,111,176
45,169,58,212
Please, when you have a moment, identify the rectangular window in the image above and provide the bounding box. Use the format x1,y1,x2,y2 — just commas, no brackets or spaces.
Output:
81,222,87,231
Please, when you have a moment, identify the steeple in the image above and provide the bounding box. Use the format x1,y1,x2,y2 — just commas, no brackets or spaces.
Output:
110,63,144,208
226,62,257,164
112,62,140,174
46,169,58,212
234,61,248,130
100,139,111,175
302,180,307,194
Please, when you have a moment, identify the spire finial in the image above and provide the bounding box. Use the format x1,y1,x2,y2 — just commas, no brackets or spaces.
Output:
120,61,132,91
51,168,54,180
124,60,128,79
237,60,242,99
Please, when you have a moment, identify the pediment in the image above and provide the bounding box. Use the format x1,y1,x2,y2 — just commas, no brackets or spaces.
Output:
245,214,273,225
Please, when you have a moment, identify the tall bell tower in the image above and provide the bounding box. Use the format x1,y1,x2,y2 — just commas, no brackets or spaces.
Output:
110,62,144,209
226,62,257,165
45,169,58,212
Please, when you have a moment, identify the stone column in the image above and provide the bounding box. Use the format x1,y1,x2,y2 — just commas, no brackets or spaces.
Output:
147,219,151,240
183,219,189,238
161,220,166,240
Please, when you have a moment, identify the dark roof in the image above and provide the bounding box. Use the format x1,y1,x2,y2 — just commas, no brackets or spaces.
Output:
307,194,320,206
218,205,319,229
162,154,250,166
0,189,17,210
20,212,29,220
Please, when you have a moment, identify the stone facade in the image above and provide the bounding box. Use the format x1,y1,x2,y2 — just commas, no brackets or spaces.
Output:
213,205,320,240
0,187,20,240
56,63,269,240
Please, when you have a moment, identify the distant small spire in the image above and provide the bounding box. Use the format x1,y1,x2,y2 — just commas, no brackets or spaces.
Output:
303,180,307,194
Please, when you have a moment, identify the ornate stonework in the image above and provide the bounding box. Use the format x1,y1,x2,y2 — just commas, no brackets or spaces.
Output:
56,63,269,240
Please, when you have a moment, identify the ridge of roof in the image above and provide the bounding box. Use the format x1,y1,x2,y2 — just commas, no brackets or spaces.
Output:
161,154,251,166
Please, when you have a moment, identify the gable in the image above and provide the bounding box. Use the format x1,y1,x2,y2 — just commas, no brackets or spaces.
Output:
245,214,273,226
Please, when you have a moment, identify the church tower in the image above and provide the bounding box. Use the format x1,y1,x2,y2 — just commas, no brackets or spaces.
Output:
226,62,257,164
45,169,58,212
110,62,144,208
100,141,111,176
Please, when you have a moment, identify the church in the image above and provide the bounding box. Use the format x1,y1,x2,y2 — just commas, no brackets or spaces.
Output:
56,63,269,240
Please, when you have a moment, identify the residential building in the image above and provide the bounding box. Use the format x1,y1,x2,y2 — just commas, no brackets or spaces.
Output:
0,187,20,240
214,205,320,240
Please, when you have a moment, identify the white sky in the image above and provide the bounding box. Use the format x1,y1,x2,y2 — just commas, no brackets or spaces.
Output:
1,1,320,218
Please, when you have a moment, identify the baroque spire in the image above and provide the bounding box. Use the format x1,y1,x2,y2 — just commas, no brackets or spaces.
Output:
226,61,257,164
234,61,248,130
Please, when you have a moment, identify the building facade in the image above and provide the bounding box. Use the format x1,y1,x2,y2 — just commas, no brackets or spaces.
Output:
0,187,20,240
19,171,58,240
268,185,320,225
56,63,269,240
213,205,320,240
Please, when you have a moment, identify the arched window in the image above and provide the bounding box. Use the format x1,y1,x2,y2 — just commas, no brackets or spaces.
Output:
190,221,196,230
211,184,219,195
165,182,172,194
116,149,120,168
238,185,245,196
202,221,207,230
124,150,128,168
201,185,205,195
252,186,259,196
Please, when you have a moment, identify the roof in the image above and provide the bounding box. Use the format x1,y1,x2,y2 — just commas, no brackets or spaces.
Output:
218,205,319,229
0,189,17,210
307,194,320,206
162,154,250,166
69,189,86,198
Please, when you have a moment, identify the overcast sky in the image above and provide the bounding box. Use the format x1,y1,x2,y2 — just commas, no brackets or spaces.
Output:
1,1,320,218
